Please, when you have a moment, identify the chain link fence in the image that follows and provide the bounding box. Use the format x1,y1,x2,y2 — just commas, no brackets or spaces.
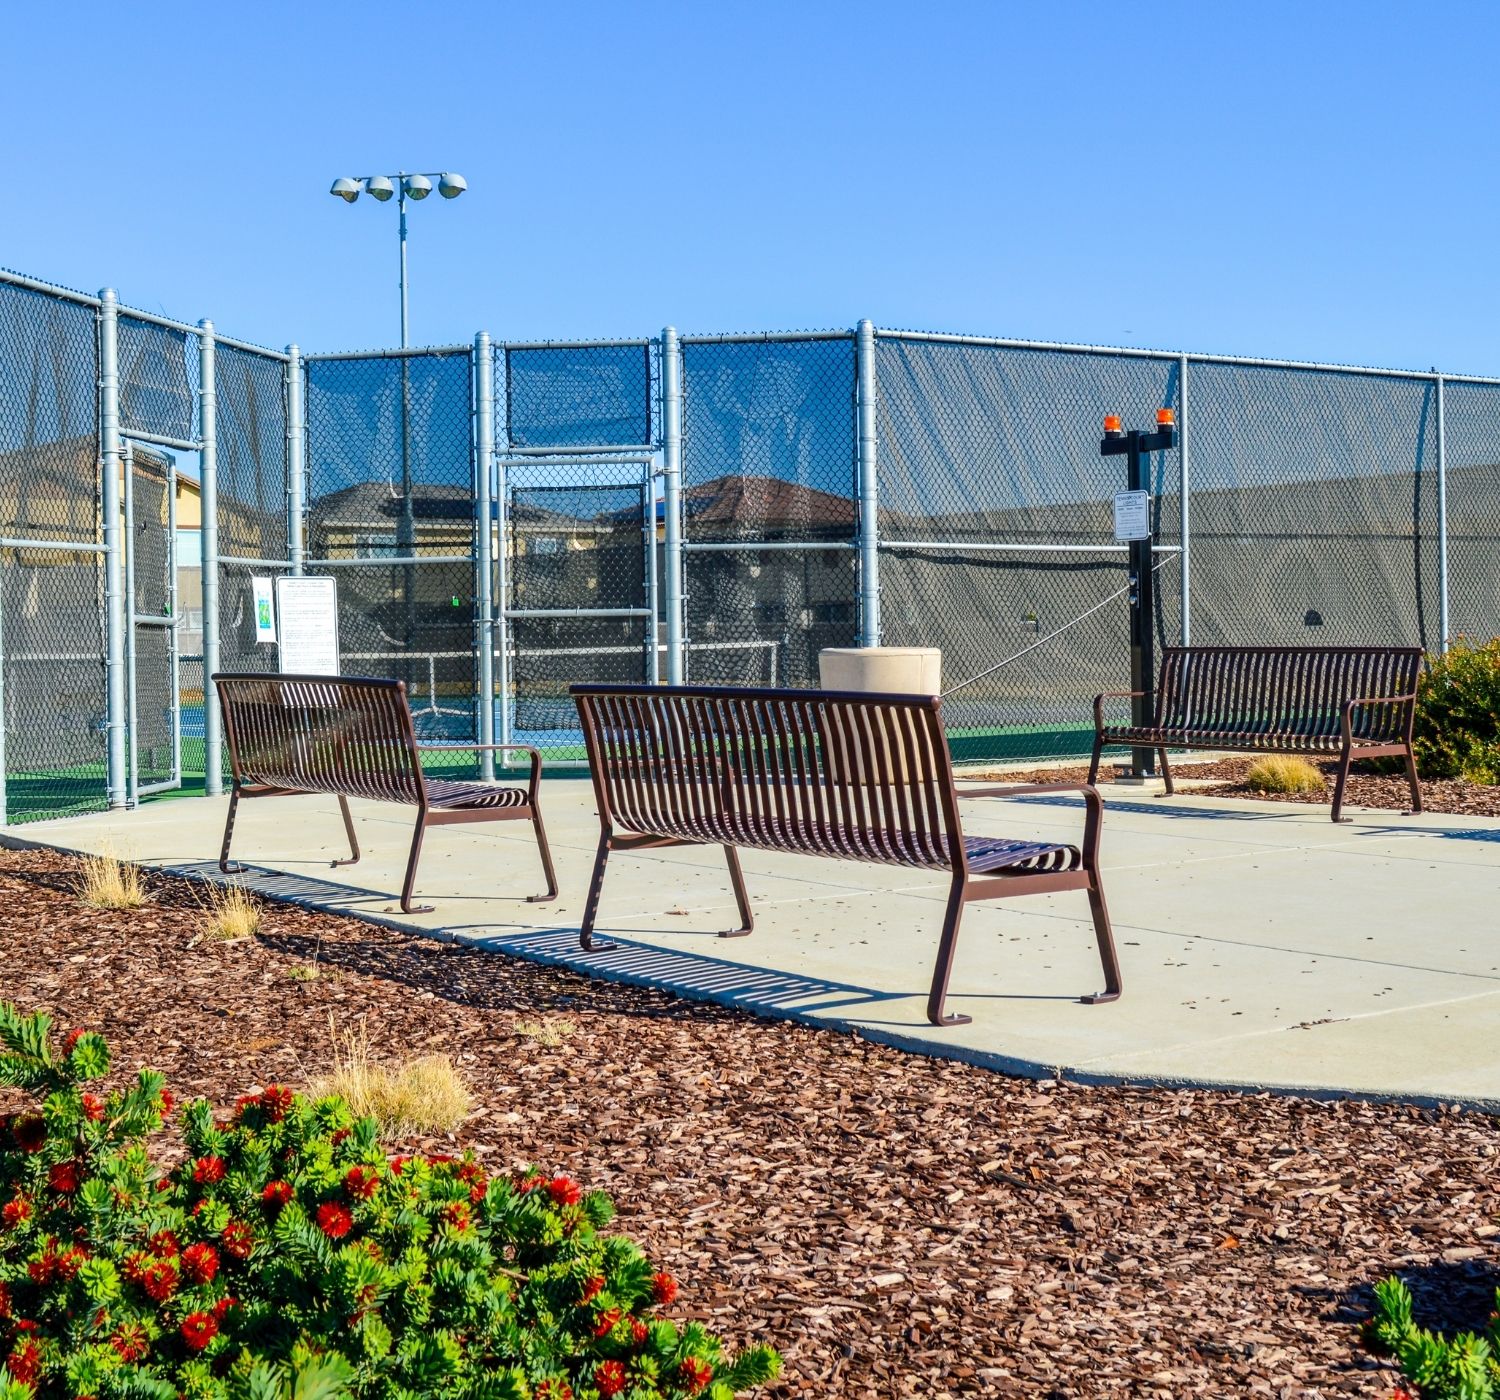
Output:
679,334,858,688
304,348,479,773
875,335,1182,760
5,261,1500,818
0,280,107,822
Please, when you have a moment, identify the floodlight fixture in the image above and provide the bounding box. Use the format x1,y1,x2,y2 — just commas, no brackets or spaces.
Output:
328,169,469,347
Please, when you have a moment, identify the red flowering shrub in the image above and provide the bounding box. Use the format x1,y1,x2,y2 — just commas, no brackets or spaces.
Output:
0,1003,780,1400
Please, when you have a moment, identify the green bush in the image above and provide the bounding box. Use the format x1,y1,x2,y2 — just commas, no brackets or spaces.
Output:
0,1004,780,1400
1366,1274,1498,1398
1414,638,1500,784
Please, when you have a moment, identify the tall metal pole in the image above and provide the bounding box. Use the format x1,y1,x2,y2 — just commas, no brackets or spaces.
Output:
856,319,880,647
1435,372,1449,653
474,332,496,780
397,181,417,690
1178,354,1191,647
285,345,305,575
661,326,685,683
1128,434,1156,778
100,288,128,809
398,178,410,349
199,320,222,795
123,443,139,807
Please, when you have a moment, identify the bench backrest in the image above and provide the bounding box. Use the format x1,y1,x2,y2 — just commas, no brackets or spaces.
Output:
1155,646,1422,740
214,674,426,805
572,683,965,871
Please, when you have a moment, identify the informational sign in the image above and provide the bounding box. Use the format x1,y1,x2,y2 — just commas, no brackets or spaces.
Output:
1113,490,1151,542
251,577,277,644
275,576,340,675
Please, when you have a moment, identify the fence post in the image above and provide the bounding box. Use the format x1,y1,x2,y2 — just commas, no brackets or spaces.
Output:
286,344,305,576
99,289,128,809
1435,371,1449,652
661,326,685,684
856,319,881,647
474,332,496,780
199,321,222,795
1179,353,1191,647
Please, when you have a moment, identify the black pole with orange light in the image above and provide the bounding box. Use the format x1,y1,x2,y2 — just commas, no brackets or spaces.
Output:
1101,409,1176,777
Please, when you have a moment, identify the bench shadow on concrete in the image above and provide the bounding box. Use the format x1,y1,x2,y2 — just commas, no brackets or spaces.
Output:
174,860,906,1026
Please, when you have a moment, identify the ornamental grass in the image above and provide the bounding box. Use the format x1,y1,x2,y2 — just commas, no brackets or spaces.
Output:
76,850,145,912
306,1016,471,1138
1244,754,1325,795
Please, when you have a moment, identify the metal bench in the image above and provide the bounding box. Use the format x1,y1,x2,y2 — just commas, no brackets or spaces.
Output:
1089,645,1424,823
213,673,558,913
572,682,1121,1027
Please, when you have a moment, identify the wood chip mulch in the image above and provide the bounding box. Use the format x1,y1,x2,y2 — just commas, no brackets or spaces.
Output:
968,757,1500,818
3,843,1497,1399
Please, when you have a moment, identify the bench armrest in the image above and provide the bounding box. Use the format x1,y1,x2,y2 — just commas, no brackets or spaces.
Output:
1093,690,1149,730
414,742,543,798
957,780,1104,864
1340,692,1418,744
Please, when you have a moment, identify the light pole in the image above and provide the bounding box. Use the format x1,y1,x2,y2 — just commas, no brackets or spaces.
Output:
330,172,468,699
329,172,468,350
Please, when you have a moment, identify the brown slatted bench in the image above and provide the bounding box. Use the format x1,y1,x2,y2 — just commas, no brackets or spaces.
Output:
213,673,558,913
1089,645,1424,823
572,682,1122,1028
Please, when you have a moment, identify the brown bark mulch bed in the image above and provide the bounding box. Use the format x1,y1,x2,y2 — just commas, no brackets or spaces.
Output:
4,844,1497,1399
969,756,1500,818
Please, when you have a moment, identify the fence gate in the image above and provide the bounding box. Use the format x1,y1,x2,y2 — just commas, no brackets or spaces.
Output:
501,456,658,762
123,443,180,801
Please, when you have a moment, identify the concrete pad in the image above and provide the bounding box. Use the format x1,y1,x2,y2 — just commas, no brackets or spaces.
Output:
9,781,1500,1108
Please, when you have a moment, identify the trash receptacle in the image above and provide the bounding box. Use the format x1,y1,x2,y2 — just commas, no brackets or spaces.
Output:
818,646,941,696
817,647,943,783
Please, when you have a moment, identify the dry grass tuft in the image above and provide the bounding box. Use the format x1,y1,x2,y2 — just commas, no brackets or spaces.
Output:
78,849,146,910
286,964,321,982
515,1016,577,1048
199,882,261,942
1245,754,1325,795
307,1017,471,1137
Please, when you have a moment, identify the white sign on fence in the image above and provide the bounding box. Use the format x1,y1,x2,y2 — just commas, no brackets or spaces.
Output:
1113,490,1151,542
275,576,340,675
251,577,277,644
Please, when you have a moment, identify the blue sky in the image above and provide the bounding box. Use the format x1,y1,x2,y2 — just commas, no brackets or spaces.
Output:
4,1,1497,371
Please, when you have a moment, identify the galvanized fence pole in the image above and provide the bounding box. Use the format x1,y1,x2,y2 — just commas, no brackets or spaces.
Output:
199,321,223,794
661,326,685,683
1436,371,1449,652
473,332,496,780
286,344,305,576
1179,353,1191,647
856,319,880,646
99,289,128,808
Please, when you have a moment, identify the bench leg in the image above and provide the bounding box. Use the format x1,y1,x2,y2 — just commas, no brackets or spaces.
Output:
331,795,360,868
720,845,753,937
579,832,615,953
1157,748,1175,796
219,787,248,875
926,873,973,1028
1080,877,1123,1005
1087,733,1103,787
1331,745,1354,824
1403,749,1423,815
526,806,560,904
399,815,435,915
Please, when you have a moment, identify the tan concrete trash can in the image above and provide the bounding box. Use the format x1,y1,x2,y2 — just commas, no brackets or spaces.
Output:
817,647,943,783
